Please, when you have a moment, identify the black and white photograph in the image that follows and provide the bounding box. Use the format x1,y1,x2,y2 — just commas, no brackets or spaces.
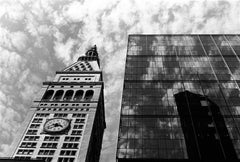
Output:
0,0,240,162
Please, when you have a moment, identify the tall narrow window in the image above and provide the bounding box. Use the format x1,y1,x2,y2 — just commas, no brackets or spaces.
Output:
84,90,94,101
73,90,84,101
63,90,74,101
53,90,64,101
42,90,54,101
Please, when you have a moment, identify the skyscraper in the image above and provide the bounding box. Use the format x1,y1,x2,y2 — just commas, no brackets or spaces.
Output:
9,46,106,162
117,35,240,161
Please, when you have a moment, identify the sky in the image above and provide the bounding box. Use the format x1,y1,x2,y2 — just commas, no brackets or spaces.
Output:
0,0,240,161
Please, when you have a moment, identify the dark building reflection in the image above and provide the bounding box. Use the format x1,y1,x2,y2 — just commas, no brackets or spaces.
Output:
174,90,237,160
117,35,240,162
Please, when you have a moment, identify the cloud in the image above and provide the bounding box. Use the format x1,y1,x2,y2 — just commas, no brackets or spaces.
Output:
54,38,76,64
10,31,28,51
0,47,25,82
53,28,65,42
0,28,28,51
0,144,11,157
100,129,118,162
0,95,21,157
63,1,86,22
0,0,25,21
39,60,50,72
103,48,125,75
0,27,13,49
37,25,52,35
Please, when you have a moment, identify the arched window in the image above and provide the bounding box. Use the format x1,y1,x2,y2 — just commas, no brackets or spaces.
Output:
73,90,84,101
84,90,94,101
42,90,54,101
88,51,96,57
53,90,64,101
63,90,74,101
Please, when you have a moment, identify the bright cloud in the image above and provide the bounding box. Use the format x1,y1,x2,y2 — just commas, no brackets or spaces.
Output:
54,38,76,64
11,31,28,51
63,1,86,22
0,0,25,21
0,47,24,81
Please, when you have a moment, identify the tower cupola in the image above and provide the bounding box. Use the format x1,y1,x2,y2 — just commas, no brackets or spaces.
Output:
77,45,99,65
85,45,98,57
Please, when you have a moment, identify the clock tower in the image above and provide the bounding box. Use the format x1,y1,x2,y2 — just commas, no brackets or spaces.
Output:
10,45,106,162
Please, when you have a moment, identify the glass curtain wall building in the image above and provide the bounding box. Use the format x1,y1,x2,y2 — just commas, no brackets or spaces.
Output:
117,35,240,162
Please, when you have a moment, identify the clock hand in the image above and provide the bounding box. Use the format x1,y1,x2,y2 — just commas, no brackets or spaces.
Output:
47,123,59,129
47,124,55,129
55,123,63,127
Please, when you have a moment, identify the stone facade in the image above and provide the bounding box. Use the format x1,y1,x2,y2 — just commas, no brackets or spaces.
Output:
9,46,105,162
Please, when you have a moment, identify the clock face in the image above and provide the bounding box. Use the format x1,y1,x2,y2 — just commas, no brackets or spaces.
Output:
44,118,70,133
